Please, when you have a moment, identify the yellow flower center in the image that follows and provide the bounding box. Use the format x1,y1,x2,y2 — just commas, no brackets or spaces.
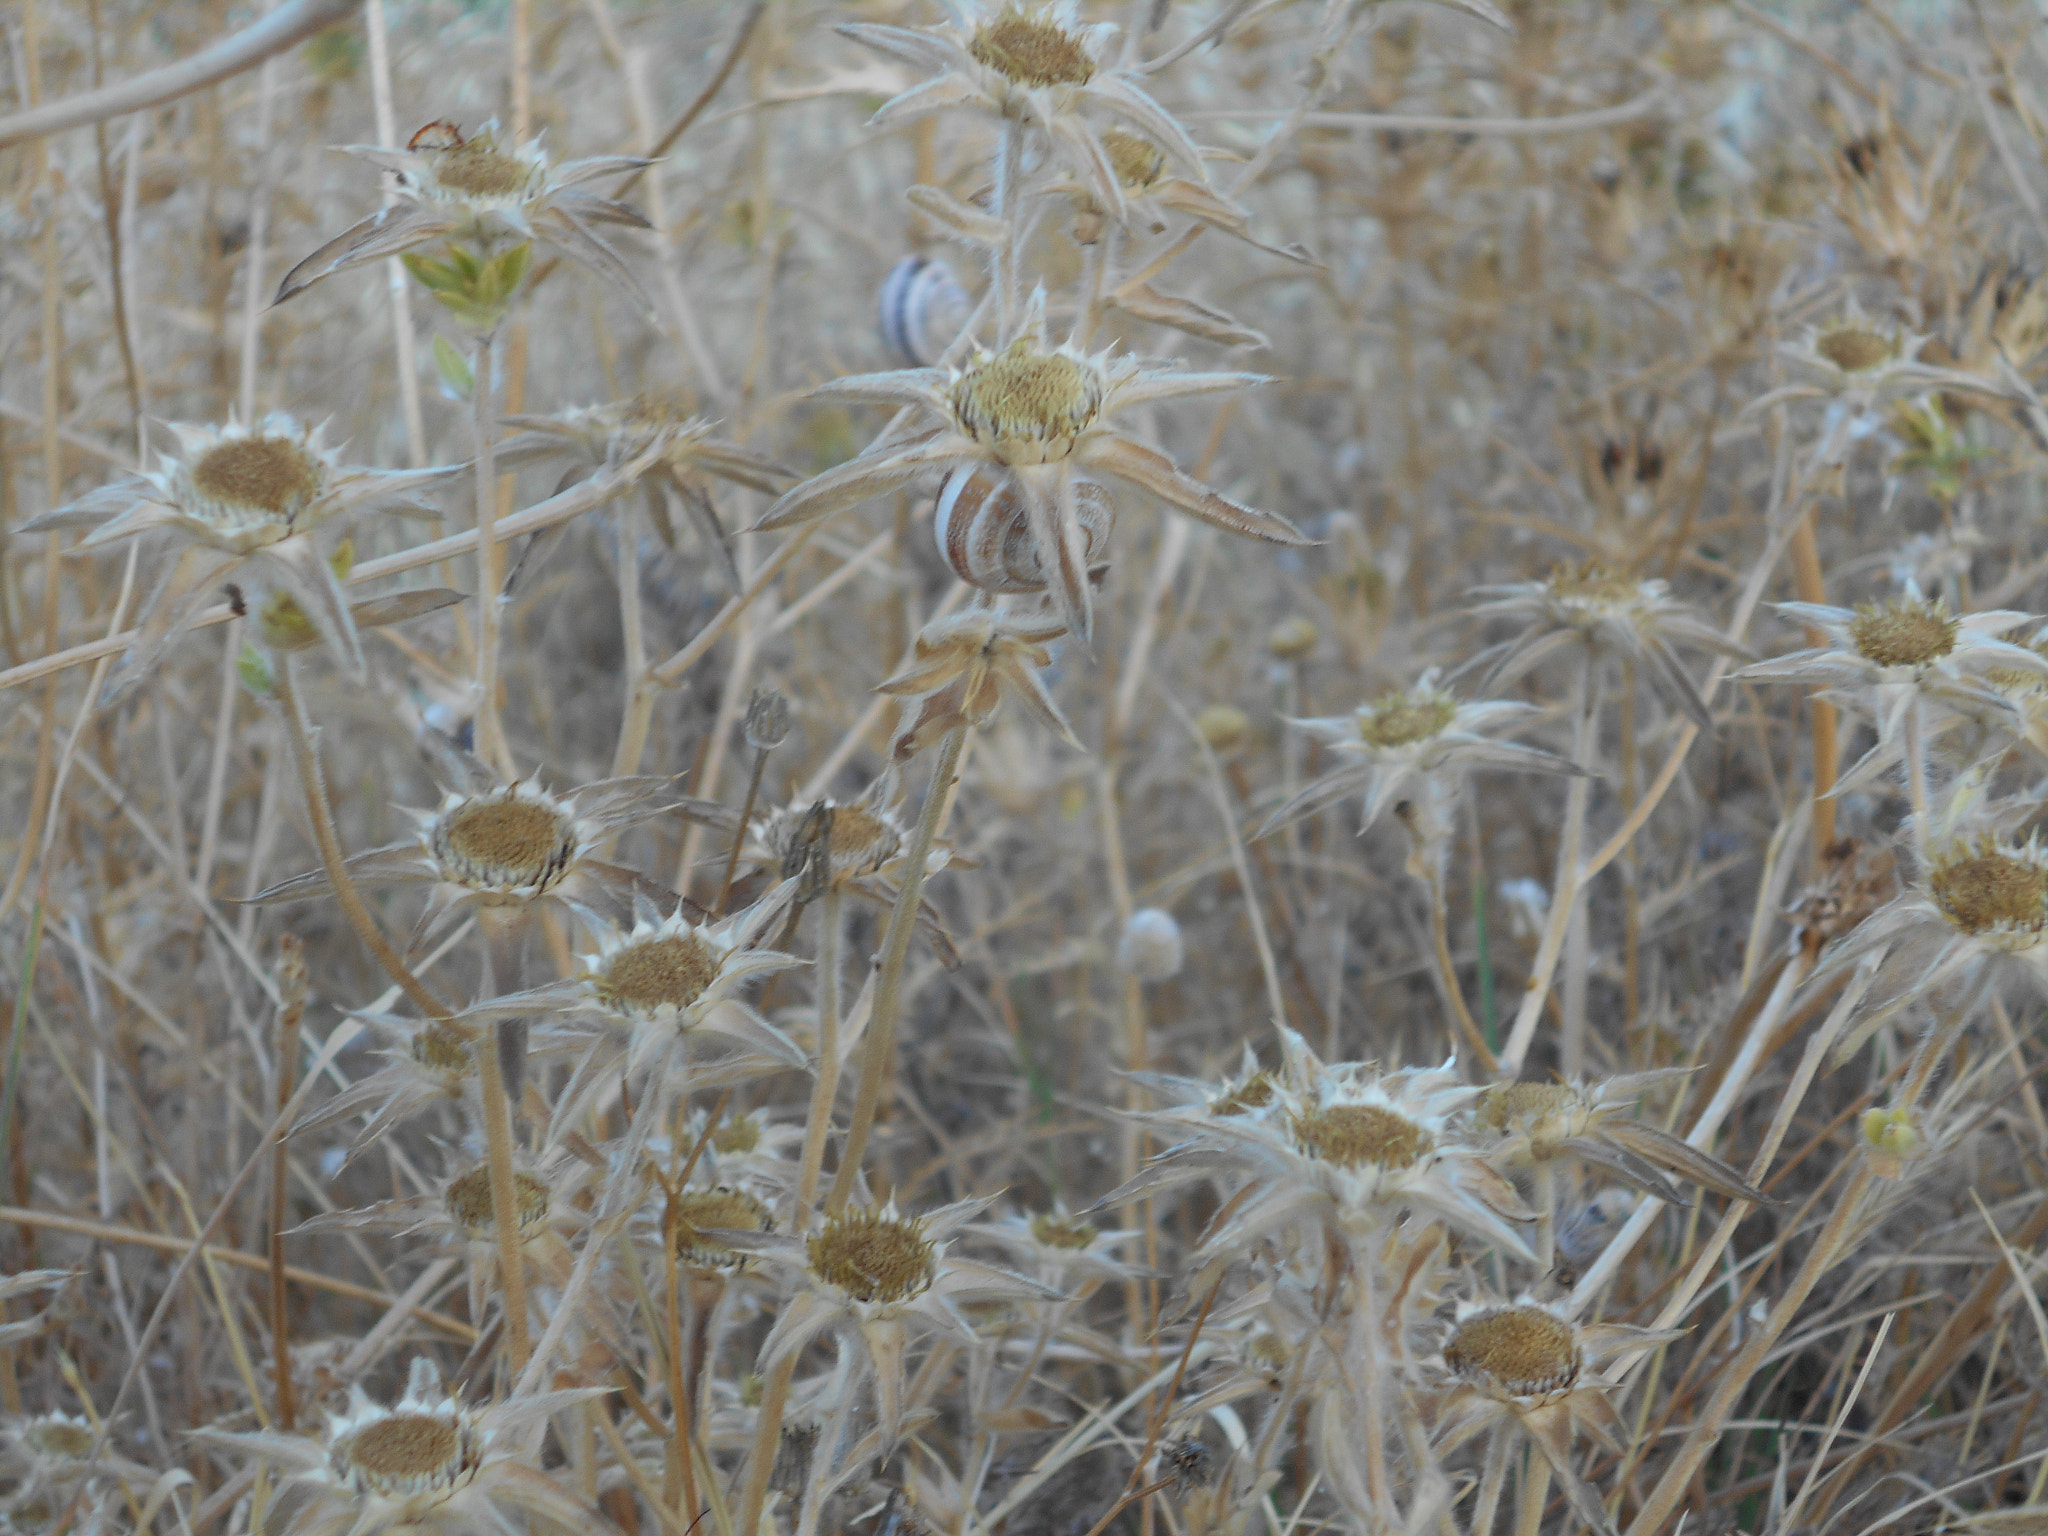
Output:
432,140,533,199
434,795,577,893
1444,1306,1581,1397
1102,128,1166,191
1848,599,1957,666
1030,1212,1098,1249
598,934,720,1014
1815,325,1896,374
829,806,896,864
410,1021,474,1075
189,437,324,523
969,10,1096,87
1358,691,1457,749
807,1209,936,1303
1209,1070,1277,1116
952,342,1102,464
332,1412,477,1497
1290,1103,1431,1170
442,1166,551,1240
674,1186,770,1272
1928,846,2048,936
21,1419,94,1460
1547,560,1638,608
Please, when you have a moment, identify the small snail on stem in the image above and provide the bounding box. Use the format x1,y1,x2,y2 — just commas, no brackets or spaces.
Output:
934,467,1114,596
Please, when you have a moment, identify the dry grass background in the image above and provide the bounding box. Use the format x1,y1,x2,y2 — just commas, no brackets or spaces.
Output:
4,0,2048,1533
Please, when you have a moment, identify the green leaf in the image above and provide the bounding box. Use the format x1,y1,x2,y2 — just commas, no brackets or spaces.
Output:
432,333,474,399
402,251,465,294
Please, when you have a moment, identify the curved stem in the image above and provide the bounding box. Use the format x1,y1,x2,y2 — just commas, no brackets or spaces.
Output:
826,726,966,1215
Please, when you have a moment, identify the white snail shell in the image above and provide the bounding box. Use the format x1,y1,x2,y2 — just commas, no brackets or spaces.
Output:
879,256,971,367
934,467,1115,595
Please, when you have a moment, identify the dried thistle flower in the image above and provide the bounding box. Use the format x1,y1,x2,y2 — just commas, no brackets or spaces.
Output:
292,1013,483,1165
277,118,654,310
1432,1300,1680,1536
18,413,452,699
496,394,792,592
1470,561,1741,730
1120,1029,1535,1263
877,606,1079,759
755,297,1307,640
1738,586,2046,790
1259,669,1581,843
251,740,682,958
721,1196,1055,1445
198,1357,607,1536
1472,1074,1769,1206
842,2,1206,221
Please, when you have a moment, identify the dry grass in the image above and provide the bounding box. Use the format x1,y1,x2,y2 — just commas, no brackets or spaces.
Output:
3,0,2047,1533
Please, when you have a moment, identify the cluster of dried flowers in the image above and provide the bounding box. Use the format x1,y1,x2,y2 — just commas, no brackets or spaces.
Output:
7,0,2048,1534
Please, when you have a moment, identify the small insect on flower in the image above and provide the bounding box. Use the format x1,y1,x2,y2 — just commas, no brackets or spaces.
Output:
1432,1300,1680,1536
719,1194,1058,1448
1258,669,1581,845
1469,561,1742,731
198,1356,613,1536
276,118,656,311
495,393,793,594
1472,1074,1769,1207
842,2,1207,223
17,413,454,700
754,294,1307,642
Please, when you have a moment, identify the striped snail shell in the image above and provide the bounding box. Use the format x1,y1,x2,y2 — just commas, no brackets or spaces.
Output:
879,256,971,367
934,467,1115,595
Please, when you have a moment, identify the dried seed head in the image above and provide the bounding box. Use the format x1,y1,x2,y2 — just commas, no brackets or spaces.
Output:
1030,1211,1098,1249
953,341,1103,464
1445,1305,1581,1397
331,1412,479,1498
969,8,1096,87
429,136,536,201
188,435,325,528
1117,908,1185,982
1267,615,1319,661
18,1417,94,1462
1159,1437,1216,1492
411,1021,475,1075
1357,688,1457,749
674,1186,770,1272
596,933,721,1016
1847,597,1957,666
1196,704,1251,752
1208,1070,1277,1116
1927,841,2048,939
1102,128,1166,191
1546,559,1640,611
1815,323,1898,374
1290,1102,1432,1170
806,1207,936,1304
442,1165,551,1241
430,793,577,894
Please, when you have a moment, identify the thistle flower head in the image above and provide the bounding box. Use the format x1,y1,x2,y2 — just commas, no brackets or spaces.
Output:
807,1204,938,1305
674,1185,773,1274
1443,1304,1582,1401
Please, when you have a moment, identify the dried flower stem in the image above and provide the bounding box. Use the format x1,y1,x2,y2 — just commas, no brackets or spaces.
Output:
1788,512,1839,858
795,886,845,1216
266,936,305,1431
826,724,967,1215
715,744,771,918
1511,1447,1551,1536
1472,1429,1511,1536
734,1349,798,1536
472,329,513,777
